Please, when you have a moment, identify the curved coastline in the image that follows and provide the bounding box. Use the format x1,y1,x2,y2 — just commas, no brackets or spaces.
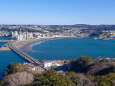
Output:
29,40,45,50
13,36,77,51
29,37,70,50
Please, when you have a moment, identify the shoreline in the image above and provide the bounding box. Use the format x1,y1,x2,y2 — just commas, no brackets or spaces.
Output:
0,46,10,51
13,36,77,51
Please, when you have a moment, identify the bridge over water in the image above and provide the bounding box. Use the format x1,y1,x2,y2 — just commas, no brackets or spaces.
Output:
0,40,42,66
8,41,42,66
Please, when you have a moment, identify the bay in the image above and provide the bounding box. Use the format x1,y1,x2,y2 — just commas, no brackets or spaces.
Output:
1,37,115,78
24,38,115,60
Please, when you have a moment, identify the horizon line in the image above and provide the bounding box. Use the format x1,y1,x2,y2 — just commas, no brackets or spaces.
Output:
0,24,115,25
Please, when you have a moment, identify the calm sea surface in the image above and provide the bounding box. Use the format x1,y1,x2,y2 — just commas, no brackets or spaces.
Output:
0,37,115,78
24,38,115,60
0,37,25,78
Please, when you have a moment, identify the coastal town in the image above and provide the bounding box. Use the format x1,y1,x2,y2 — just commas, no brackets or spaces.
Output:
1,24,115,40
0,24,89,40
1,0,115,85
0,24,115,51
1,24,115,75
0,24,82,74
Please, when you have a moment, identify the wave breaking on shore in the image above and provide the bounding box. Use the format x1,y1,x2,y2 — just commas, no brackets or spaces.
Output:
29,41,45,50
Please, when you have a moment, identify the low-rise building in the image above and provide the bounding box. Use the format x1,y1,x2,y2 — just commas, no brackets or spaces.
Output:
44,61,63,69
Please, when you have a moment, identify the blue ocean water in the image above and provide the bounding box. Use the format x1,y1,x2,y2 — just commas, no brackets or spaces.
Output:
0,37,9,40
0,37,25,78
24,38,115,60
1,37,115,78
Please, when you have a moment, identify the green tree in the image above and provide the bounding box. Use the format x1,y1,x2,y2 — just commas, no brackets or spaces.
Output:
28,69,75,86
5,63,24,75
95,73,115,86
66,72,80,85
70,56,94,73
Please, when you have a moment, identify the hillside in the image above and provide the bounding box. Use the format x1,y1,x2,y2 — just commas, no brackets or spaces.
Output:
0,56,115,86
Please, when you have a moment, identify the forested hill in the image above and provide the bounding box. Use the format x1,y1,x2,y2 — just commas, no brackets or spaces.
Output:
0,56,115,86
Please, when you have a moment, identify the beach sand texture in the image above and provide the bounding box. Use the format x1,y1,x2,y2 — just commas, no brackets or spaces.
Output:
13,36,75,51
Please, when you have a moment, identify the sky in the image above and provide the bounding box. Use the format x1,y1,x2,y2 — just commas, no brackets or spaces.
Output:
0,0,115,25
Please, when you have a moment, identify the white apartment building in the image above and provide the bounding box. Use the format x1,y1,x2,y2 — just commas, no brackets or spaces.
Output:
44,62,62,68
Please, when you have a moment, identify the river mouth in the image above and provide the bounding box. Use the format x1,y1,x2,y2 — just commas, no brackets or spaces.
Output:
23,38,115,60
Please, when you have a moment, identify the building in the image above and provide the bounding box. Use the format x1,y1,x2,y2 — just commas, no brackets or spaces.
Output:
44,61,63,69
16,32,34,41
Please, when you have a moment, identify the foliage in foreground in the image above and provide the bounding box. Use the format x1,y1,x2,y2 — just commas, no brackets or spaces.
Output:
1,56,115,86
94,73,115,86
28,69,75,86
27,69,95,86
5,63,24,76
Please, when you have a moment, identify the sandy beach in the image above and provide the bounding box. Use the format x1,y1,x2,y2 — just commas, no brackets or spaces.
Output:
0,46,10,51
13,36,76,51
